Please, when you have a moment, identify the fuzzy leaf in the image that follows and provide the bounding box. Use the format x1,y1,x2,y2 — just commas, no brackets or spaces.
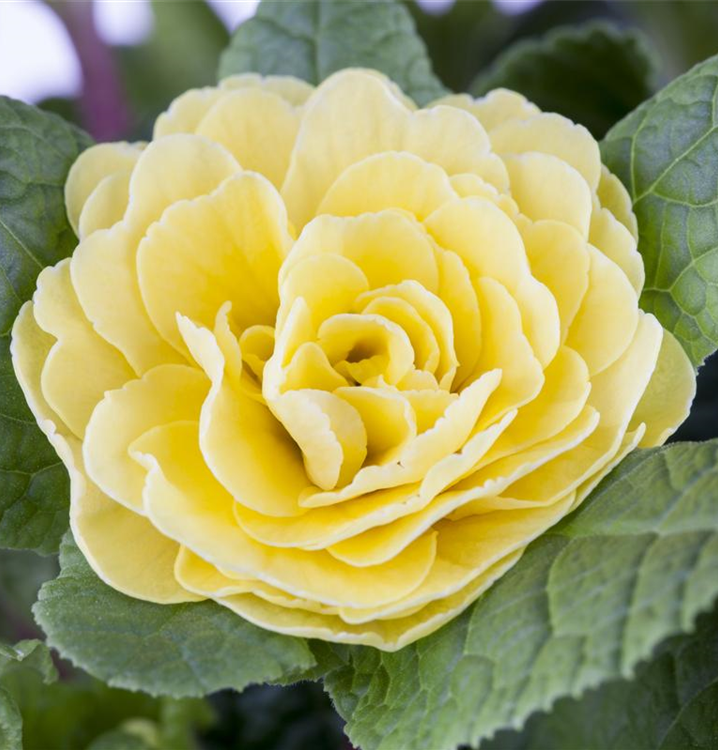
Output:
0,96,91,554
319,440,718,750
602,53,718,366
471,21,658,138
34,533,316,698
481,601,718,750
218,0,447,105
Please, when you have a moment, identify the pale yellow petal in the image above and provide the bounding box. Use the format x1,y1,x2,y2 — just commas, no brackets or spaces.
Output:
179,314,310,517
281,69,490,228
134,421,437,608
566,244,639,375
432,89,539,131
520,219,590,340
83,363,208,512
153,87,223,138
490,113,601,190
138,172,292,355
504,152,593,238
219,73,314,105
32,260,134,437
318,152,457,220
597,164,638,241
631,330,695,446
590,205,645,294
78,168,132,239
65,141,143,235
197,88,301,187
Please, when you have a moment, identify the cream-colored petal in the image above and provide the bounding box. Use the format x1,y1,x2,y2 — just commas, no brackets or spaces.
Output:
279,253,369,331
436,249,482,387
486,345,590,461
210,547,518,650
425,197,560,367
490,113,601,190
10,301,69,432
153,87,223,138
179,314,310,517
83,363,208,512
197,88,301,187
281,69,490,228
565,244,639,375
473,277,544,425
597,164,638,241
78,168,132,239
335,386,417,462
631,330,695,446
300,370,501,508
219,73,314,106
134,421,437,608
590,205,644,294
281,210,439,294
271,389,367,490
432,89,539,131
32,260,134,438
138,172,292,355
504,152,593,238
520,219,590,340
65,142,143,235
318,152,457,220
49,426,197,603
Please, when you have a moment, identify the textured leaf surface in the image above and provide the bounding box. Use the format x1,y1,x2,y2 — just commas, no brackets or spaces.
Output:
0,688,21,750
218,0,447,105
34,533,316,697
481,602,718,750
602,53,718,366
317,439,718,750
0,96,91,553
471,21,658,138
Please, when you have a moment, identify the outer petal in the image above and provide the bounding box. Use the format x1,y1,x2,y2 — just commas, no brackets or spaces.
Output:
281,69,491,228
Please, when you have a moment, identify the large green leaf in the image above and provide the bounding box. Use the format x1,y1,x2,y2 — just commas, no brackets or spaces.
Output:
602,53,718,366
481,601,718,750
471,21,658,138
0,96,90,554
317,439,718,750
218,0,447,105
34,533,316,697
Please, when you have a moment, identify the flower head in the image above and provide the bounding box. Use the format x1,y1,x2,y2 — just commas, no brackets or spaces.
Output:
12,70,695,650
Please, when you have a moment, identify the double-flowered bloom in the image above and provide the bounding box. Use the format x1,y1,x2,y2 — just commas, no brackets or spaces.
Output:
12,70,695,649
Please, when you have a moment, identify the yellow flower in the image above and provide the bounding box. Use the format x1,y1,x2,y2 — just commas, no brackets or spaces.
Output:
12,70,696,650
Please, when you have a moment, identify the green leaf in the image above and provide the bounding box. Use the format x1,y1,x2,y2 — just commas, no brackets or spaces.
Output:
319,439,718,750
0,640,57,685
0,688,21,750
480,601,718,750
0,96,91,554
602,53,718,366
470,21,658,138
218,0,447,105
34,533,316,697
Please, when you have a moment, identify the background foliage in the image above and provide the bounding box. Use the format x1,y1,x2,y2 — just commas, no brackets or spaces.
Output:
2,1,718,748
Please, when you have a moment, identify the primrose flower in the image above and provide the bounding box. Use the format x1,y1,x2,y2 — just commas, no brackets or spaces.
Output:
12,70,695,650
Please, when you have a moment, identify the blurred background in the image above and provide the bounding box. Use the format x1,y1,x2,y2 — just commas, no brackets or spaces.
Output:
1,1,717,748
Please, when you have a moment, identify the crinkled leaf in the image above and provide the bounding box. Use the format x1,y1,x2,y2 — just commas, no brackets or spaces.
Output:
318,439,718,750
471,21,658,138
0,96,91,554
34,533,316,697
218,0,447,105
481,601,718,750
602,53,718,366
